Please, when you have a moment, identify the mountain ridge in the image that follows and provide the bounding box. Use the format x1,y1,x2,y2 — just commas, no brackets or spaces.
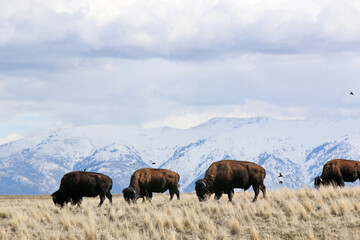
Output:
1,116,360,194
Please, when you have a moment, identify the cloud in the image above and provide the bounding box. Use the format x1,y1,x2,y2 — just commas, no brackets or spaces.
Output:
1,52,360,128
1,0,360,61
1,0,360,136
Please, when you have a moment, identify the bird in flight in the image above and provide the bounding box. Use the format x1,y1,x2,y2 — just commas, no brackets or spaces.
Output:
350,91,354,95
278,172,283,177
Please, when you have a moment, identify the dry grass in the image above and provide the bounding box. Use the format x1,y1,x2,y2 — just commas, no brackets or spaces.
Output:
1,186,360,239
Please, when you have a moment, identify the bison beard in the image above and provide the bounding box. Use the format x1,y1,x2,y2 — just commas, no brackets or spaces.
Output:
123,168,180,204
51,171,113,207
314,159,360,189
195,160,266,202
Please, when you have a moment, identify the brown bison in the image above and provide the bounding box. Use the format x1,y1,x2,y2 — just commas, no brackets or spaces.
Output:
195,160,266,202
122,168,180,204
314,159,360,188
51,171,113,207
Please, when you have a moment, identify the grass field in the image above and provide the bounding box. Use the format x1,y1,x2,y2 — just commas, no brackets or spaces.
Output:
1,186,360,240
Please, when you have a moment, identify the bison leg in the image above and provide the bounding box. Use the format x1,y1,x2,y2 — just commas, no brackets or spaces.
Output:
98,194,106,207
77,198,83,207
175,188,180,200
106,191,113,205
337,178,345,188
169,189,174,200
260,184,266,199
252,185,260,202
227,190,234,202
142,190,151,203
147,191,153,202
71,195,82,206
214,192,223,200
139,190,146,202
169,187,180,200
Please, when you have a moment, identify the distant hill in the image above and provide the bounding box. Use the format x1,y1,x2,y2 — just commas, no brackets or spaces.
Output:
1,117,360,194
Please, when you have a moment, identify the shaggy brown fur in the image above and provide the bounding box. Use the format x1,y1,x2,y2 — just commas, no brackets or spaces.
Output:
314,159,360,188
195,160,266,202
122,168,180,203
51,171,112,207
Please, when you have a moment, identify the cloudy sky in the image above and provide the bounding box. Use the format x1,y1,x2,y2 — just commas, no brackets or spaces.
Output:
1,0,360,140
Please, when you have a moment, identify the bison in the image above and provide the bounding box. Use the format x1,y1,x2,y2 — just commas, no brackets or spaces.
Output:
195,160,266,202
314,159,360,188
51,171,113,207
122,168,180,204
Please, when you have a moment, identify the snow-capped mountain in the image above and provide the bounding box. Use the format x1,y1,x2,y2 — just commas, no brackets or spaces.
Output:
1,117,360,194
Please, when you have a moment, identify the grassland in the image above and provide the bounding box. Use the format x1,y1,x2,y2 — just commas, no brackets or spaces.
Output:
1,186,360,240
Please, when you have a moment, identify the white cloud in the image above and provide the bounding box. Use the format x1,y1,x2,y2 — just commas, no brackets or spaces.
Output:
1,52,360,130
318,1,360,42
125,32,154,47
1,0,360,53
1,0,360,136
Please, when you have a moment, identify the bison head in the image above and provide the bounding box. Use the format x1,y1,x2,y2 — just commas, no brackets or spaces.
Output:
122,187,138,204
195,179,211,202
51,190,68,207
314,176,325,189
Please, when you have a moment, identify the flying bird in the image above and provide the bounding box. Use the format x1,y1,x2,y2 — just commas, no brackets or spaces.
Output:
279,181,283,184
350,91,354,96
278,172,283,177
83,169,86,172
152,162,156,165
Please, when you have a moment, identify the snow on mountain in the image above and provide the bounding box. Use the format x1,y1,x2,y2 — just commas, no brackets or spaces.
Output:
0,133,23,146
0,117,360,194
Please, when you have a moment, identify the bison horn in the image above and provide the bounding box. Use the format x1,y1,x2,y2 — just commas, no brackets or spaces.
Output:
132,189,136,194
202,181,206,187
